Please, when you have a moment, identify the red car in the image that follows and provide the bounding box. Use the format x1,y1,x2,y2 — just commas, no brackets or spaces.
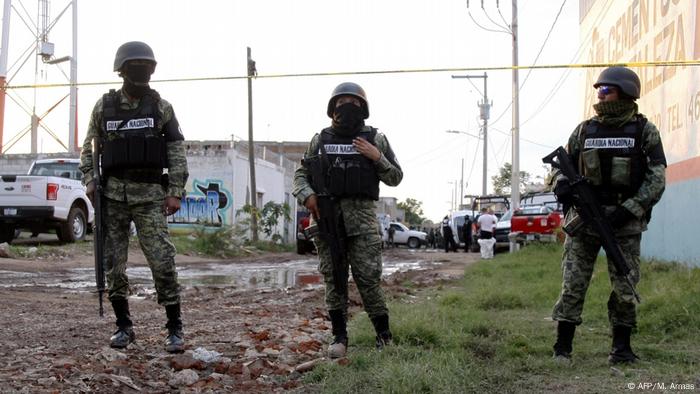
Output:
296,211,316,255
509,204,562,243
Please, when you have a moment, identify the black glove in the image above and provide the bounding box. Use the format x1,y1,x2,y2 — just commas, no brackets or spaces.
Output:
553,178,574,206
610,206,636,228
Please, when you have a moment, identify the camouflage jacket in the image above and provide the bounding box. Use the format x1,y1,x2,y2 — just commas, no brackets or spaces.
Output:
79,89,189,204
292,127,403,237
555,114,666,235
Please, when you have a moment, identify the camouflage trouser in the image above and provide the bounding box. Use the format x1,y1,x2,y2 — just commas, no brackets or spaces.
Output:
315,232,387,318
103,198,180,306
552,232,641,327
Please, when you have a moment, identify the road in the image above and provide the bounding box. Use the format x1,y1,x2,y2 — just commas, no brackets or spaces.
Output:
0,242,478,392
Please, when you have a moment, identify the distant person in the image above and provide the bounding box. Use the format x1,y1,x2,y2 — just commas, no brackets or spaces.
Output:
550,66,666,365
427,228,436,249
477,208,497,239
292,82,403,359
441,215,457,252
387,225,396,248
477,208,497,258
79,41,189,353
462,215,473,252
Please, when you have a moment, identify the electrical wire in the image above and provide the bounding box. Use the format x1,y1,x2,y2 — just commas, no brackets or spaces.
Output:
480,2,512,34
489,125,555,149
467,9,511,34
520,0,615,126
5,59,699,90
486,0,568,128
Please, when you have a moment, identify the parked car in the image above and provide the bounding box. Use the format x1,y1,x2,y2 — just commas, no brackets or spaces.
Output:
509,204,563,243
450,209,477,248
465,194,511,219
494,209,513,246
0,159,94,243
295,209,315,255
383,222,427,249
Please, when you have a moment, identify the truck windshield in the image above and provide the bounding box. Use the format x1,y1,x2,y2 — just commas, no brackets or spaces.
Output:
30,162,80,180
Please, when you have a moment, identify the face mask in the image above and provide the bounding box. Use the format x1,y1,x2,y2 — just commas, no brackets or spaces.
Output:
332,103,364,134
122,64,153,98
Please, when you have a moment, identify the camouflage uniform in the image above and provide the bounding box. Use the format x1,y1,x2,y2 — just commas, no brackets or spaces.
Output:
79,90,189,306
552,116,666,328
292,128,402,317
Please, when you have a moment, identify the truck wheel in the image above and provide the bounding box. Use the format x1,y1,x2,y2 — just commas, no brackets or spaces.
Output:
407,237,420,249
58,207,87,243
0,226,15,244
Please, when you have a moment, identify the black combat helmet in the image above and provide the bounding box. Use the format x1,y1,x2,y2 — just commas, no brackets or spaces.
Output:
593,67,641,99
327,82,369,119
113,41,157,72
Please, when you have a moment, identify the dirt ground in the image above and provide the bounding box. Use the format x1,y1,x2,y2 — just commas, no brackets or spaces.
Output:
0,242,478,393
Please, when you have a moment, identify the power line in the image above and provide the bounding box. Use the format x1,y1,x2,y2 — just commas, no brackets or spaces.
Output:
487,0,568,128
520,0,615,127
489,125,555,149
477,1,512,34
6,59,699,90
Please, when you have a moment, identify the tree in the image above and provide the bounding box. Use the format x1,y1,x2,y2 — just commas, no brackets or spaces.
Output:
260,201,292,242
397,198,425,226
237,201,291,243
491,163,531,194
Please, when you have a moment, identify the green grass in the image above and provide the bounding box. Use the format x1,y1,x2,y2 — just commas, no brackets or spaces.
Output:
306,243,700,393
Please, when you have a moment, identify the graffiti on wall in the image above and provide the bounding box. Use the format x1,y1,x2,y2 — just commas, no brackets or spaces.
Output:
168,179,232,226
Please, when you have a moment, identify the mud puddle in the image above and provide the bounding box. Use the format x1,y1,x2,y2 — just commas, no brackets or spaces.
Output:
0,256,438,291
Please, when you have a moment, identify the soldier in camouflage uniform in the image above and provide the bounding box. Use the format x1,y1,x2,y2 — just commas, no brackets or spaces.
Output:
293,82,403,358
79,41,189,353
551,67,666,364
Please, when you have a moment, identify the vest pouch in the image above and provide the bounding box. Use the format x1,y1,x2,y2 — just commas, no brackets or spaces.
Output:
127,135,147,165
610,156,632,186
582,149,602,185
358,160,379,199
101,138,129,170
306,156,326,193
344,160,362,195
328,161,346,196
144,136,166,168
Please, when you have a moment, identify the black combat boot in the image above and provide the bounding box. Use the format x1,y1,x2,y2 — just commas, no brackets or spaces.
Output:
164,303,185,353
110,298,135,349
371,314,392,350
328,309,348,358
608,325,639,364
552,321,576,362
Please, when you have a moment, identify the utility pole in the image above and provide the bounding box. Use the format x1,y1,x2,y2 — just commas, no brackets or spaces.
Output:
460,158,464,209
247,47,258,242
511,0,521,211
452,72,491,196
0,0,11,154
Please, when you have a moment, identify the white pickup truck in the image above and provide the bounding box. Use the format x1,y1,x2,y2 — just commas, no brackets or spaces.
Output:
0,158,94,243
383,221,427,249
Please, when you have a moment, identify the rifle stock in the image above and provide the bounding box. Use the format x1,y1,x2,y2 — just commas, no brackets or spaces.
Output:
543,147,641,303
315,196,348,295
92,136,106,316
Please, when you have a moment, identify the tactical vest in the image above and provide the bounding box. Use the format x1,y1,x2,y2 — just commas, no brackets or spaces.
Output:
579,116,647,204
308,127,380,200
100,90,167,172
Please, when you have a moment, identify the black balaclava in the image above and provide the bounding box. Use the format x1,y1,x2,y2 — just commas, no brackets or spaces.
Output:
332,102,365,136
122,63,153,98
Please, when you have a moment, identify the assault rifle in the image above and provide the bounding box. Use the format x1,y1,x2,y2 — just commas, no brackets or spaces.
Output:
315,196,348,295
91,136,106,316
543,147,641,303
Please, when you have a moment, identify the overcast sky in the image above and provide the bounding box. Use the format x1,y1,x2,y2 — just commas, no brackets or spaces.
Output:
2,0,583,221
